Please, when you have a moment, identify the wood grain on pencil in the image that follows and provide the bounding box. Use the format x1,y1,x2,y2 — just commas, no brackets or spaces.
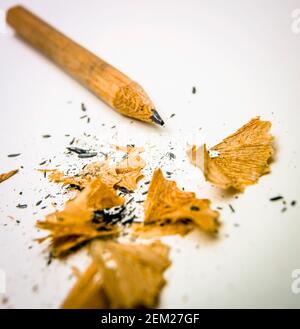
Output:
6,5,164,125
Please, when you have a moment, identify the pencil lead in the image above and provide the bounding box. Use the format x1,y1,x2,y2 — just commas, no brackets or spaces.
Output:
151,109,164,126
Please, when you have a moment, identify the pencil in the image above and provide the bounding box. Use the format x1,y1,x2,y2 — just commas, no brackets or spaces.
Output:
6,5,164,125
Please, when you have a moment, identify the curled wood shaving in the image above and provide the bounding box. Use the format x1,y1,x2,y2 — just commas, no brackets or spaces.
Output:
48,162,119,189
188,117,274,191
0,169,18,183
62,240,171,309
37,222,120,257
36,178,124,257
62,262,108,309
45,145,145,192
116,170,144,191
137,169,219,235
114,147,146,190
48,170,87,188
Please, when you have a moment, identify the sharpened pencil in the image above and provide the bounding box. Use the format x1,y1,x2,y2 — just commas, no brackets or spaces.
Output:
6,5,164,125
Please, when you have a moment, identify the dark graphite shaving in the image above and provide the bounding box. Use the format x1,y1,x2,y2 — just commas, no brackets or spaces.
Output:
78,152,97,158
229,204,235,213
67,147,89,154
67,147,97,158
92,199,138,226
8,153,21,157
81,103,87,112
269,196,283,201
166,152,176,160
269,195,296,213
16,204,27,209
93,206,126,225
118,187,133,195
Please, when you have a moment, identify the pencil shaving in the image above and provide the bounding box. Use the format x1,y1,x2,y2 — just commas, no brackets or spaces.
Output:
62,262,108,309
189,117,274,191
46,145,145,191
36,178,123,257
114,146,146,190
36,223,119,258
48,162,119,189
62,240,171,309
0,169,18,183
140,169,219,234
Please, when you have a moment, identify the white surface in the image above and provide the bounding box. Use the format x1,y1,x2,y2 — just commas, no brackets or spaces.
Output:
0,0,300,308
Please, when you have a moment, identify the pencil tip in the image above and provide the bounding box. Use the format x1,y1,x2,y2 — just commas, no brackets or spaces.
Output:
150,109,164,126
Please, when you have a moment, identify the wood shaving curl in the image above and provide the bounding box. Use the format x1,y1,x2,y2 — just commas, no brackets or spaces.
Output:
62,240,170,309
45,145,145,192
0,169,18,183
36,178,124,257
188,117,274,191
133,169,219,237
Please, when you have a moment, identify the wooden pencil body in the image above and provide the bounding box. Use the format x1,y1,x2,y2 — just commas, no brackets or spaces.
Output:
7,6,156,123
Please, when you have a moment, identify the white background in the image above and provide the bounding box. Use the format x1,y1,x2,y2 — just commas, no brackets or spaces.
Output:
0,0,300,308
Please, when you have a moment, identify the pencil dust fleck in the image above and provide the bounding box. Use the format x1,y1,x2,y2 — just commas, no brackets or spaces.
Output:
269,196,283,201
81,103,87,112
229,204,235,213
7,153,21,158
16,204,27,209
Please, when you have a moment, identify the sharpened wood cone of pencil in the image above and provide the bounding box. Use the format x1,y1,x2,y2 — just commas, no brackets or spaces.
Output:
6,5,164,125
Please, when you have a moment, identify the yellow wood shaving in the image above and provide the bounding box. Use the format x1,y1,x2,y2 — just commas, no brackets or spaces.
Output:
62,240,171,309
0,169,18,183
44,145,145,192
188,117,274,191
142,169,219,234
36,177,124,257
62,262,108,309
